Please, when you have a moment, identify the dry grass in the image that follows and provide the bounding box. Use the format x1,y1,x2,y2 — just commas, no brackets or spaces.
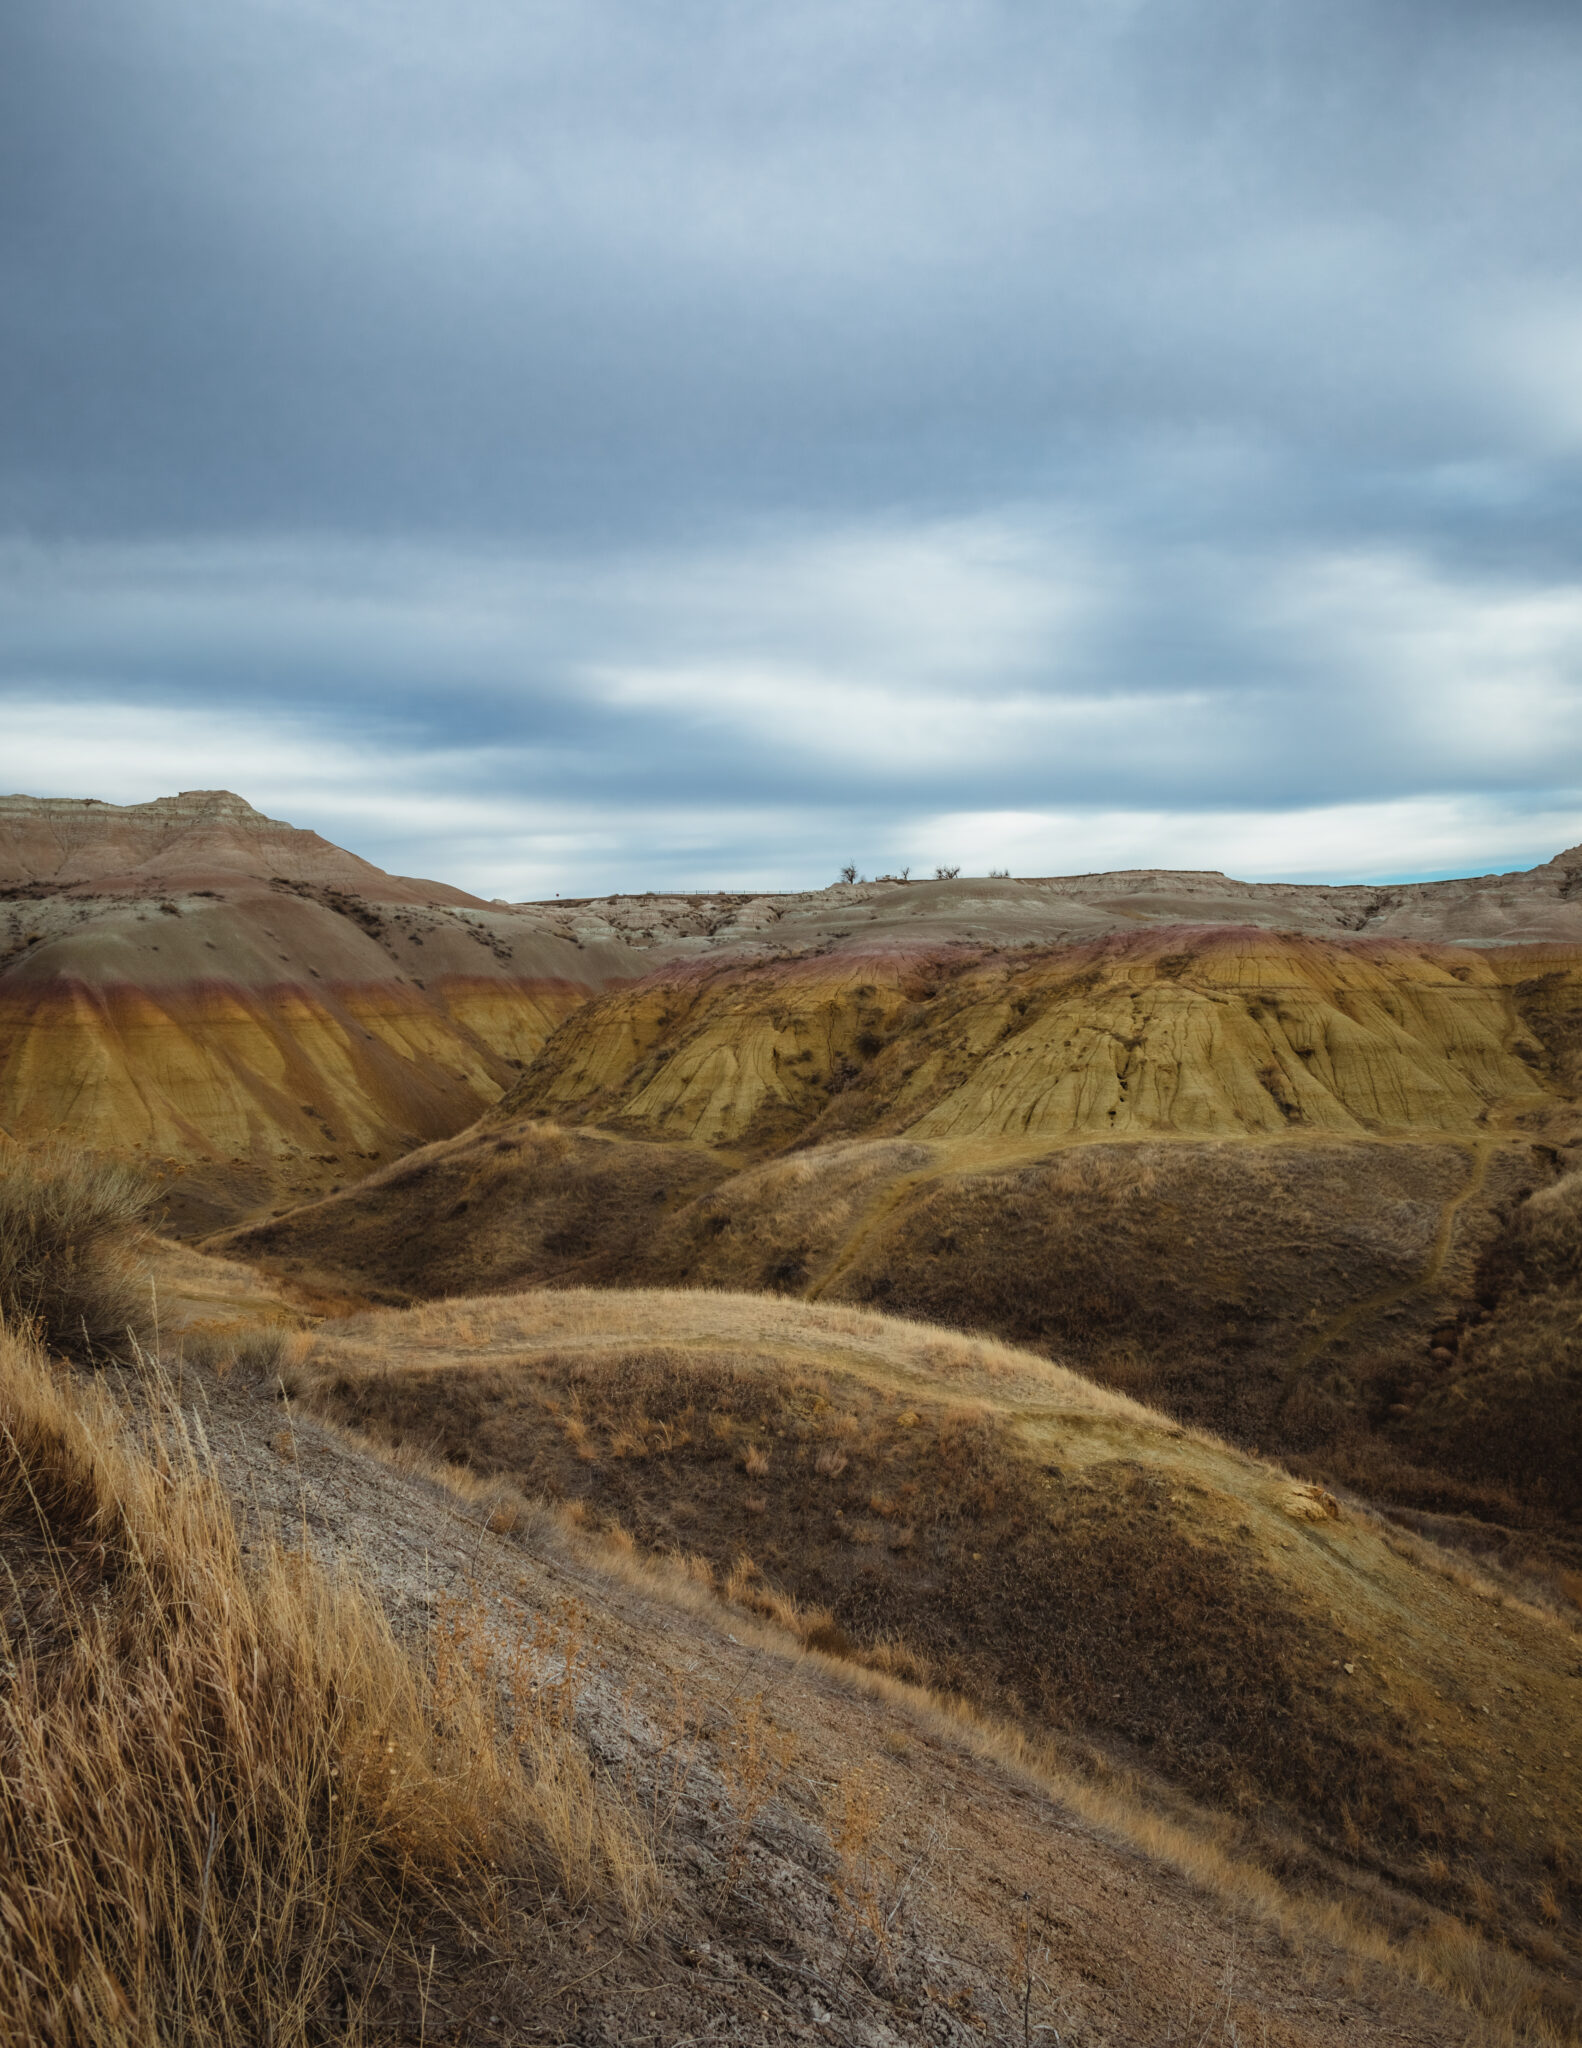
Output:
184,1321,293,1381
713,1693,794,1889
393,1284,1158,1414
0,1318,656,2045
227,1119,727,1304
0,1142,154,1361
314,1401,1582,2047
282,1284,1582,2033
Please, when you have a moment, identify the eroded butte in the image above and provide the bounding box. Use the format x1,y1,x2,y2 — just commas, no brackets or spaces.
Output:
0,791,646,1226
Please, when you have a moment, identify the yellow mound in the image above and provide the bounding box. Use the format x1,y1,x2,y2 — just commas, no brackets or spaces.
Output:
500,932,1572,1152
0,881,642,1227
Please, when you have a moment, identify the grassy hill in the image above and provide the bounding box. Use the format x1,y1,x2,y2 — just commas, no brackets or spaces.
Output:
3,1127,1580,2039
281,1283,1582,2014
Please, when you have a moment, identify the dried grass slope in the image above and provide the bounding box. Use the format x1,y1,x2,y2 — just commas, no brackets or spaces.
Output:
284,1284,1582,2032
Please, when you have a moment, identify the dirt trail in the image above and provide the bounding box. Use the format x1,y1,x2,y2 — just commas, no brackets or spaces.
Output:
181,1353,1483,2047
804,1167,936,1304
1289,1139,1494,1377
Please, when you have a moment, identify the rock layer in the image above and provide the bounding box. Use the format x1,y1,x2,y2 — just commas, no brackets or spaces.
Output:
496,929,1571,1150
0,792,644,1224
0,788,473,900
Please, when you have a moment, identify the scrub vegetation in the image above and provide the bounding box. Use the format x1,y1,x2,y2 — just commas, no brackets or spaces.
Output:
0,1142,153,1361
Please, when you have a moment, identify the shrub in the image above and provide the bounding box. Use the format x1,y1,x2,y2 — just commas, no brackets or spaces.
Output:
0,1143,153,1361
1481,1167,1582,1295
184,1322,292,1380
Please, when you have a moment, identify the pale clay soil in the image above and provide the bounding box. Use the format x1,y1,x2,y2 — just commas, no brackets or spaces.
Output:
172,1349,1484,2048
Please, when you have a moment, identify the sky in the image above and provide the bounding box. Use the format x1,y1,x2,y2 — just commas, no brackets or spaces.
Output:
3,0,1581,899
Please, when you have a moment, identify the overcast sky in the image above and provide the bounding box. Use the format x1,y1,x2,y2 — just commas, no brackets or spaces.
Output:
3,0,1580,897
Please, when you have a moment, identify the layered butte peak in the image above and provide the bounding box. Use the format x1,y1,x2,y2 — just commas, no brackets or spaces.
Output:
0,788,478,902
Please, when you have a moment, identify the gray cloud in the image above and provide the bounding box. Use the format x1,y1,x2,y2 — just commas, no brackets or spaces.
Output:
2,0,1581,887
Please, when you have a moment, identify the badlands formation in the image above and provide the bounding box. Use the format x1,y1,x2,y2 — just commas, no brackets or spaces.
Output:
5,792,1582,2038
235,834,1582,1542
6,788,1582,1227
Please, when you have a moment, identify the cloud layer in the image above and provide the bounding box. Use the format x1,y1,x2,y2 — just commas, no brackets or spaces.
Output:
3,1,1580,893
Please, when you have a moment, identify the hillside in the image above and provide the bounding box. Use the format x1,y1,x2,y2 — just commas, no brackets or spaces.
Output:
0,792,646,1227
490,928,1576,1146
2,1201,1528,2046
228,926,1582,1543
78,1217,1566,2042
230,1271,1581,2037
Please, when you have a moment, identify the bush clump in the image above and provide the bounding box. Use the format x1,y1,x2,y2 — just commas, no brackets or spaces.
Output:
0,1143,153,1360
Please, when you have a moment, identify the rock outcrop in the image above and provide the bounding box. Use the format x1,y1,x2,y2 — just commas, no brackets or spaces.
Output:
492,929,1572,1149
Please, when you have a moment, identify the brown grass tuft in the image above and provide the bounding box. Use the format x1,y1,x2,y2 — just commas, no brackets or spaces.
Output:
0,1143,153,1361
0,1321,655,2045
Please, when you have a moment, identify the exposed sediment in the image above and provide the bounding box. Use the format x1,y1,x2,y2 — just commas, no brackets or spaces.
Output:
0,792,646,1222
